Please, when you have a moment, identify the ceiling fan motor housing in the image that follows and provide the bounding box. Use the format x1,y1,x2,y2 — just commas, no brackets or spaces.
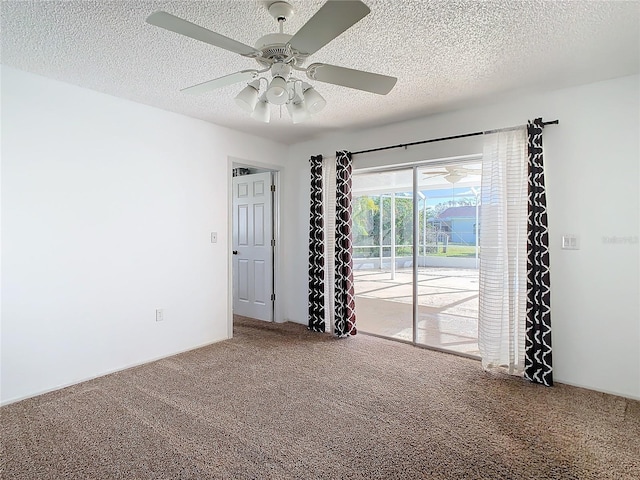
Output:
255,2,305,68
255,33,292,65
254,33,309,68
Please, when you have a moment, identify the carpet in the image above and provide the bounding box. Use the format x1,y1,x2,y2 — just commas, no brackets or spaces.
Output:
1,317,639,479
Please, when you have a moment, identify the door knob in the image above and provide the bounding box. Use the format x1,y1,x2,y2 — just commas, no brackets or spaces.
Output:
232,250,238,255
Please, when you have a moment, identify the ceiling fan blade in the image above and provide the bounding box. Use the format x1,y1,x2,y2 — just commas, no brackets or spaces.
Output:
288,1,370,55
181,70,258,95
307,63,397,95
146,11,261,57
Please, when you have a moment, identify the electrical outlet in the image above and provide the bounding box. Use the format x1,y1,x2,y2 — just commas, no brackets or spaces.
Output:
156,309,164,322
211,232,217,243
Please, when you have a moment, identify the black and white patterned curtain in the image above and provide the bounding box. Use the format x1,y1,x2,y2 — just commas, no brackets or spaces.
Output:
524,119,553,386
334,151,357,337
308,154,325,332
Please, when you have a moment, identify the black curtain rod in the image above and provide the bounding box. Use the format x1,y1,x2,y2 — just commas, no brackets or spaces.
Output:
351,119,559,156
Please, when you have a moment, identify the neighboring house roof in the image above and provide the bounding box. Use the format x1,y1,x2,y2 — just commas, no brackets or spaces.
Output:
436,206,478,220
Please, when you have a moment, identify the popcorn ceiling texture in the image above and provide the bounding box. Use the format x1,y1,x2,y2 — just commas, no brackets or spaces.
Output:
1,0,638,144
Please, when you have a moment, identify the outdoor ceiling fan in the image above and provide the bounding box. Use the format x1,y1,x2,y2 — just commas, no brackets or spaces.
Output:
423,166,482,184
146,0,397,123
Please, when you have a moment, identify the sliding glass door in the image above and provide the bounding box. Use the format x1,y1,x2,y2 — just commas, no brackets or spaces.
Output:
353,160,481,357
352,172,414,341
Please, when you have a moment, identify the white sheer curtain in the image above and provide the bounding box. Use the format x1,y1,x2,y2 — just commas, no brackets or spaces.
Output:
478,128,528,374
322,155,337,333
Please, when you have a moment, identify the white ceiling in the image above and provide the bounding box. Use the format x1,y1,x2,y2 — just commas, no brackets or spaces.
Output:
1,1,638,145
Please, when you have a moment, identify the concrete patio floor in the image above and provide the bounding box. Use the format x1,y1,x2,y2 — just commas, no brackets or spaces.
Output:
354,267,480,357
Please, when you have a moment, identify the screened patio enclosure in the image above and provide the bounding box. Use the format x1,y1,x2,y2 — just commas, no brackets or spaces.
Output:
352,160,482,357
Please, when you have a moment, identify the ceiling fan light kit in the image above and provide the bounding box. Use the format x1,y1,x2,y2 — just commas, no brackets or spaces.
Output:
251,99,271,123
423,166,483,184
287,101,309,124
234,80,260,112
146,1,397,124
265,76,289,105
303,86,327,114
443,173,464,184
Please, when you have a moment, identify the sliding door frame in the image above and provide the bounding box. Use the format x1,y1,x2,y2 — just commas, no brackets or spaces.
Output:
354,155,482,360
412,166,419,344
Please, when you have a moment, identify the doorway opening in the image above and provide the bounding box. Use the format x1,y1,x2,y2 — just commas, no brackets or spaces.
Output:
230,161,281,333
352,159,481,357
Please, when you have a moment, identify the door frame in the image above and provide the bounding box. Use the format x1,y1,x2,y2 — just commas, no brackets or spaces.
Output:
227,157,283,338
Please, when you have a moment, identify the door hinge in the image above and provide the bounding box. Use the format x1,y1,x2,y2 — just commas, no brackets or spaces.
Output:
270,184,276,192
271,239,276,247
271,293,276,301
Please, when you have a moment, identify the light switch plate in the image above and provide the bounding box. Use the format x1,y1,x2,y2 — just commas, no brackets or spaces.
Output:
211,232,217,243
562,234,579,250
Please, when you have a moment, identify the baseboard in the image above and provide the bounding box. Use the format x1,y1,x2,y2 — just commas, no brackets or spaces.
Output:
1,337,227,407
553,378,640,402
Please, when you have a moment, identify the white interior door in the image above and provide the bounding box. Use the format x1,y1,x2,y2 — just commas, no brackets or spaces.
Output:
232,172,273,321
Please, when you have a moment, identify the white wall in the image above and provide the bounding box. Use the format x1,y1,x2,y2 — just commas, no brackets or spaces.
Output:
2,67,638,403
284,74,640,400
0,66,288,404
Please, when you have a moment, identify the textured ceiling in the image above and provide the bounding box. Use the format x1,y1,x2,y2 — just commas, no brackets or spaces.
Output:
1,1,639,144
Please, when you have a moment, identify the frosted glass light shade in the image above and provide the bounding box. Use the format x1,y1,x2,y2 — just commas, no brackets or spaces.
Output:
287,101,310,124
266,76,289,105
251,100,270,123
303,87,326,114
445,173,464,184
234,83,259,112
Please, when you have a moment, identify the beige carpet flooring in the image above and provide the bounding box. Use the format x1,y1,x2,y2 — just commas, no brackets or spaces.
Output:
1,317,639,479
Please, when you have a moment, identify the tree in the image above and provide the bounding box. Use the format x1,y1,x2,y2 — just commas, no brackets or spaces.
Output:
352,195,379,249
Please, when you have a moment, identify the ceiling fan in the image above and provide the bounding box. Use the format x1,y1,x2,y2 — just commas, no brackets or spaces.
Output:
423,166,482,184
146,1,397,123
